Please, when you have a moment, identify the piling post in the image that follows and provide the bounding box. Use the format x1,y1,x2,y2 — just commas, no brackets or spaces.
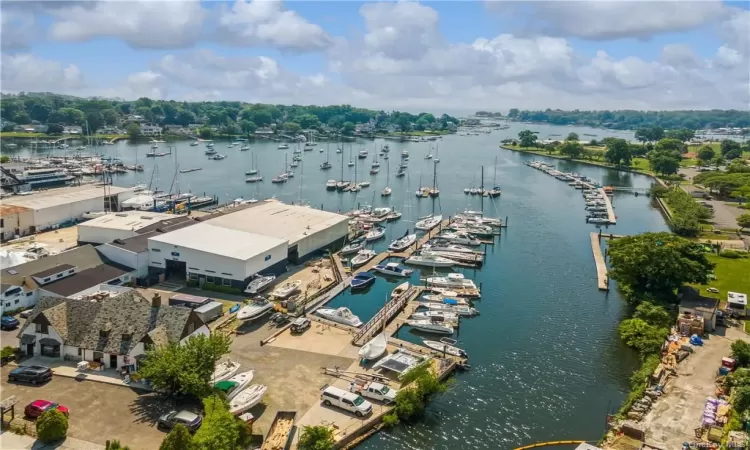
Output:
505,215,508,227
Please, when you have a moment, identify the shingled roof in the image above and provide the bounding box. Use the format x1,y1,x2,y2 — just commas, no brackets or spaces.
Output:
17,291,201,355
2,245,112,291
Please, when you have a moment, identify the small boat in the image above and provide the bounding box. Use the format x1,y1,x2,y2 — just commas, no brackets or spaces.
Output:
215,370,255,400
271,280,302,298
401,150,409,158
320,161,332,170
488,187,501,197
365,227,386,242
439,231,481,246
326,179,337,190
271,174,288,183
425,273,476,289
358,150,368,159
370,168,379,175
392,282,410,298
190,141,199,146
425,154,433,159
341,241,364,255
423,242,476,254
348,160,355,167
415,215,443,231
317,307,363,327
151,143,158,149
229,384,267,415
587,217,610,224
419,303,478,317
351,249,377,267
406,319,453,334
210,154,227,160
240,145,251,151
388,233,417,252
205,147,217,155
211,360,240,383
245,275,276,294
386,211,402,222
411,311,458,322
420,293,467,305
278,144,289,149
359,332,387,360
245,169,258,175
246,176,263,183
373,262,413,277
359,181,371,188
381,187,392,197
405,254,455,268
423,338,467,357
351,272,376,289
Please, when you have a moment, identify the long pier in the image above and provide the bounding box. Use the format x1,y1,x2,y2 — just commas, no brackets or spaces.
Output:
352,285,422,346
599,188,617,224
590,232,609,290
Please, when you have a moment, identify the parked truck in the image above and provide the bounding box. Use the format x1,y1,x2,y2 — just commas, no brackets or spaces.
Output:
349,380,397,403
194,301,223,323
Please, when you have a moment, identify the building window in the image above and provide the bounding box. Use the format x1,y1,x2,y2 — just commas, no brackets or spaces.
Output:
4,302,9,308
0,219,3,228
151,261,162,265
122,333,131,342
222,278,231,286
205,270,215,274
26,291,33,296
100,330,110,338
68,269,74,274
35,323,48,334
151,248,161,252
4,287,21,296
206,276,214,283
43,277,50,283
14,300,19,304
56,273,63,278
78,348,82,356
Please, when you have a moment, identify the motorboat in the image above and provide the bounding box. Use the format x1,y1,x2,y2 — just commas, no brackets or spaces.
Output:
420,293,468,305
401,150,409,158
411,311,458,322
271,174,289,183
406,320,453,334
210,154,227,160
211,361,241,384
320,161,332,170
381,187,392,197
423,242,476,253
463,188,471,194
370,168,379,175
229,384,267,415
372,262,413,277
326,180,337,190
359,332,387,360
190,141,199,146
237,298,274,321
392,282,410,298
422,250,482,265
271,280,302,298
365,227,386,242
278,144,289,149
246,176,263,183
439,231,480,246
386,211,402,222
206,147,217,155
240,145,251,151
351,249,377,267
351,272,377,289
423,338,467,358
341,241,364,255
215,370,255,400
424,153,433,159
405,254,455,268
245,275,276,294
415,215,443,231
359,181,371,188
587,217,610,224
316,307,363,327
425,273,477,289
388,233,417,252
358,150,368,159
418,302,477,317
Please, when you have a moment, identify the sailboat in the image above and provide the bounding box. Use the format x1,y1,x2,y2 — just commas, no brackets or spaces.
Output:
429,160,440,197
320,146,332,170
246,153,259,176
382,156,392,197
488,156,502,197
434,143,440,163
358,295,388,361
348,144,355,167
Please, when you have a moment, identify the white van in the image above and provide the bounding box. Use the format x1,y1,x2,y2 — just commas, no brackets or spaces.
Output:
320,385,373,417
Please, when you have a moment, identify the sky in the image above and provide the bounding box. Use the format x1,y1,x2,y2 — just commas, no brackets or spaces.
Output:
1,0,749,114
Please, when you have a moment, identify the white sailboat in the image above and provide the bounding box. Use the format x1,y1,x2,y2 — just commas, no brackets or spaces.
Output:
382,157,392,197
211,361,240,384
423,338,467,357
359,331,387,360
415,214,443,231
229,384,268,415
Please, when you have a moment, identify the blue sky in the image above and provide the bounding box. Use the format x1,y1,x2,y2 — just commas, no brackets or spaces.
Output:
1,1,749,112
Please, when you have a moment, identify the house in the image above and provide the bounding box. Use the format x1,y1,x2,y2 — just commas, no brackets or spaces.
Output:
139,124,162,136
63,126,83,135
163,125,183,133
0,245,134,314
254,127,274,135
16,291,209,370
385,124,399,133
96,126,120,134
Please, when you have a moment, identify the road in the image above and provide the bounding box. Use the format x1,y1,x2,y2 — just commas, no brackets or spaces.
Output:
679,169,746,232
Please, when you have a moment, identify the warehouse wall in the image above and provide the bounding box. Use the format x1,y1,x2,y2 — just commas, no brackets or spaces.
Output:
33,198,105,232
296,218,349,260
78,225,138,245
97,245,148,278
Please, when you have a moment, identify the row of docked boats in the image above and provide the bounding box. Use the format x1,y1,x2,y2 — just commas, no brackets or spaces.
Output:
211,362,267,415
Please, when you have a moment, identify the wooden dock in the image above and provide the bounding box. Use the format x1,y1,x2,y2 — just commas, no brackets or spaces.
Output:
590,232,609,290
352,285,423,346
599,188,617,224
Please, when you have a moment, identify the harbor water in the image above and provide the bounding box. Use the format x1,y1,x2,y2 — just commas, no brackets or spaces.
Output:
9,127,668,448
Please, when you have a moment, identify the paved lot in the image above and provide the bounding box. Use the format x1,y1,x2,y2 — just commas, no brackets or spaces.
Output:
1,319,23,347
0,366,197,450
679,175,746,230
641,327,747,448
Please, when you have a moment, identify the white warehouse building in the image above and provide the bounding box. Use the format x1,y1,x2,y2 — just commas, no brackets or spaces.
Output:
78,211,193,245
148,223,289,289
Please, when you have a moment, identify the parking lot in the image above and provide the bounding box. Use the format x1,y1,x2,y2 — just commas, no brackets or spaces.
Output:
1,366,188,449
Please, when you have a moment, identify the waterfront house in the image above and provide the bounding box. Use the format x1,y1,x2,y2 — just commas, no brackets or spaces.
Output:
254,127,274,136
62,126,83,135
16,291,209,370
163,125,183,134
139,124,162,137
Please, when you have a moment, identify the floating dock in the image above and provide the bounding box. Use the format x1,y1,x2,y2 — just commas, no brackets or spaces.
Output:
598,188,617,224
590,232,609,290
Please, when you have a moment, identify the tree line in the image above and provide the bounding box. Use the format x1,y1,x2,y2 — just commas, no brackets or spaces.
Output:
507,108,750,130
0,92,460,137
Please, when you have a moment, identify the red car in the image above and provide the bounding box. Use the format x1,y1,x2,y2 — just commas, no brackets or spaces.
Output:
25,400,69,418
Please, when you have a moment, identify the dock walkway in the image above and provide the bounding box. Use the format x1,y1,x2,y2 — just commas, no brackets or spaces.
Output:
352,286,422,346
590,232,609,290
599,188,617,224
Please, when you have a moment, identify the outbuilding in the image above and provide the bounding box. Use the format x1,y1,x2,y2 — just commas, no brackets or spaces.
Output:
78,211,189,245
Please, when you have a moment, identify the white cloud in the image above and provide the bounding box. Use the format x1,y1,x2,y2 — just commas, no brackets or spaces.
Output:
1,8,36,50
48,0,206,48
660,44,705,69
218,0,332,52
359,1,440,60
1,53,85,91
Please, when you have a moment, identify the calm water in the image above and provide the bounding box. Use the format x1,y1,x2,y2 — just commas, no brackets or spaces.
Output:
10,126,669,448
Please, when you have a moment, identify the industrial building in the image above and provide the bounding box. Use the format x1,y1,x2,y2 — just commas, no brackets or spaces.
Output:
78,211,193,245
0,185,135,240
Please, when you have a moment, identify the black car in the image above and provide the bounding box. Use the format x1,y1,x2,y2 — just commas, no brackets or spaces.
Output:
0,316,20,330
158,410,203,432
8,365,53,385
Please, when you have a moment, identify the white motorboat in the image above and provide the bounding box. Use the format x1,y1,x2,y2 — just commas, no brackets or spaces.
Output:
271,280,302,298
81,211,107,220
358,332,387,360
381,187,392,197
406,320,453,334
206,147,217,155
386,211,402,222
411,310,458,322
240,145,251,151
215,370,255,400
365,227,386,242
350,249,377,267
425,273,477,290
237,298,274,321
341,241,364,255
229,384,268,415
211,360,240,384
423,338,467,358
317,307,363,327
388,233,417,252
190,141,199,146
373,262,413,277
418,303,477,317
326,179,337,190
278,144,289,149
420,293,468,305
415,215,443,231
246,176,263,183
439,231,480,246
245,275,276,294
423,242,476,253
405,254,455,268
587,217,610,224
392,282,410,298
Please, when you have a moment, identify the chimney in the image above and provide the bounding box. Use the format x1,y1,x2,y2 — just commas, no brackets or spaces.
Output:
152,293,162,308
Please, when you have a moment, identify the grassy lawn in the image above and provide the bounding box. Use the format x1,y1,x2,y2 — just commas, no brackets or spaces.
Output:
680,158,698,167
0,132,126,139
690,253,750,308
500,143,656,175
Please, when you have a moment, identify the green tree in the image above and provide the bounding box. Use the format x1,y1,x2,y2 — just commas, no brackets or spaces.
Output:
518,130,537,148
566,132,579,141
342,121,355,135
28,101,52,122
198,127,213,139
126,123,141,140
633,302,672,328
648,151,681,175
732,340,750,367
138,333,231,398
297,114,321,129
36,409,68,443
618,318,668,355
282,122,302,135
159,424,192,450
720,139,742,158
47,123,64,134
558,140,583,158
13,111,31,124
249,110,273,127
192,396,250,450
607,232,714,301
0,155,10,163
697,146,715,166
175,110,196,126
654,138,686,154
101,109,120,126
135,106,155,123
737,213,750,232
664,128,695,142
298,425,335,450
604,138,632,166
240,120,256,136
106,440,132,450
732,386,750,412
86,111,104,133
415,118,429,131
58,107,85,125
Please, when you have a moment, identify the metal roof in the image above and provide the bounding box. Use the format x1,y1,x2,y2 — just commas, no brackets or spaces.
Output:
2,185,132,210
78,211,175,231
